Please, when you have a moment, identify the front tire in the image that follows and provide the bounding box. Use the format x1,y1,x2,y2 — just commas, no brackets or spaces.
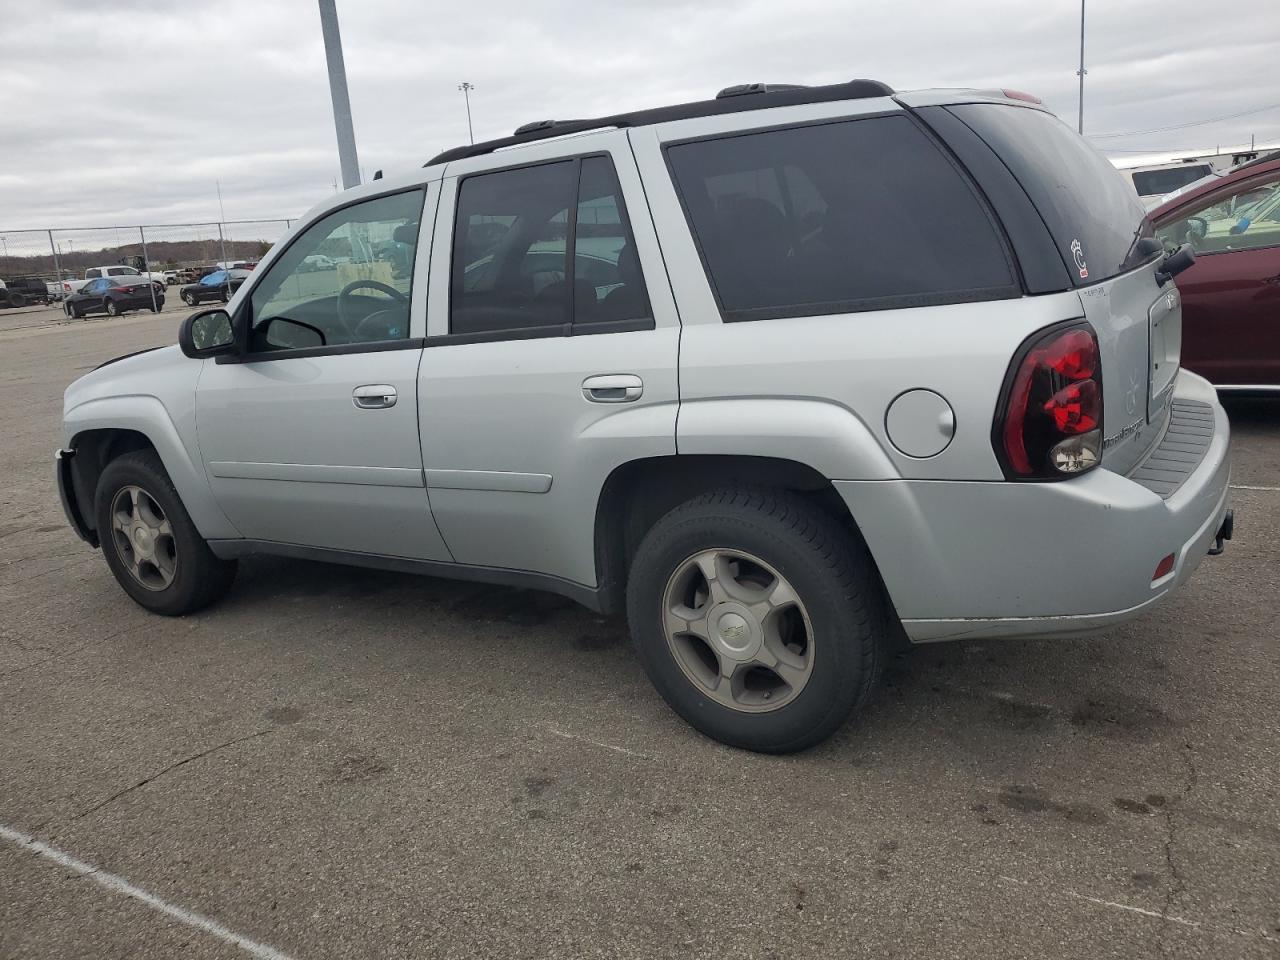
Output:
627,487,885,753
95,450,237,615
182,291,196,305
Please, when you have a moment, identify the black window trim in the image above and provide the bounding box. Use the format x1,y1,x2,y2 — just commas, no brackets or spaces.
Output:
661,110,1023,323
433,149,656,347
224,183,430,363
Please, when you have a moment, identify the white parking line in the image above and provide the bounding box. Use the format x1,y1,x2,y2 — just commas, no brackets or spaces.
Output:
1230,484,1280,492
0,823,295,960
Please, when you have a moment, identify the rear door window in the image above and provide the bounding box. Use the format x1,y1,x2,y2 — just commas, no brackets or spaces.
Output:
450,155,651,337
950,103,1157,285
665,115,1017,321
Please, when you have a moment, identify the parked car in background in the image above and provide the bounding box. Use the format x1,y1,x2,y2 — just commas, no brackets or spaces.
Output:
1152,150,1280,390
63,276,164,319
57,81,1231,753
180,268,249,305
46,280,67,302
1114,145,1276,209
0,276,51,307
162,270,180,285
62,265,162,297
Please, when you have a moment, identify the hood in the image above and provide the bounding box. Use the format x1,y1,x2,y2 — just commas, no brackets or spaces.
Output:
64,343,192,416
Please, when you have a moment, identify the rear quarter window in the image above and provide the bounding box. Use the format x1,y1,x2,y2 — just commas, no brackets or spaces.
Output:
665,114,1018,321
949,103,1157,285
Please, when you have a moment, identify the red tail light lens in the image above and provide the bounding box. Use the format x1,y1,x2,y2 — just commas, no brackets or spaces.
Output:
995,323,1104,479
109,286,130,293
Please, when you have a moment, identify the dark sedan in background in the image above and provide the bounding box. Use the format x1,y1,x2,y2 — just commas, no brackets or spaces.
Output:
180,269,250,306
1153,150,1280,390
63,276,164,319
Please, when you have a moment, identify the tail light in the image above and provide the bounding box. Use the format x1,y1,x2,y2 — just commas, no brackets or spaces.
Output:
994,322,1103,480
109,286,130,293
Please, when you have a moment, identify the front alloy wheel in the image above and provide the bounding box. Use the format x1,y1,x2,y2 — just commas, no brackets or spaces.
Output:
108,484,177,590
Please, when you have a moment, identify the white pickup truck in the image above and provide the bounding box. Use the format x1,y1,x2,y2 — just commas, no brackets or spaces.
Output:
62,265,165,297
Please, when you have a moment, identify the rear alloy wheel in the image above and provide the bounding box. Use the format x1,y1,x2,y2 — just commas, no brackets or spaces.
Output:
627,487,886,753
661,548,815,713
106,299,120,317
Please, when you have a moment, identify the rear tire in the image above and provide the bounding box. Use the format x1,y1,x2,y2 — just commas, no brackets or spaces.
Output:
106,299,120,317
626,487,885,753
94,450,237,615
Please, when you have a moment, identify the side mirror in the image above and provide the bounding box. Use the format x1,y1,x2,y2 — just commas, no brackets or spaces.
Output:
1155,242,1196,287
179,308,237,358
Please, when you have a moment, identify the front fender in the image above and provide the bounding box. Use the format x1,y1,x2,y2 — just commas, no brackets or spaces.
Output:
676,398,899,480
64,394,240,540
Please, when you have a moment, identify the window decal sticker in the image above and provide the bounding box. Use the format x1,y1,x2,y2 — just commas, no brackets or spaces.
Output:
1070,238,1089,279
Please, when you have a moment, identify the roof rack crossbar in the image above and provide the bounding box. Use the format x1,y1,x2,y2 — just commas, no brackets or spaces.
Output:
426,78,894,165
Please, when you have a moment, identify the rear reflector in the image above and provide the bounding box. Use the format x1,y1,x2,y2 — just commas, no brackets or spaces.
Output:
1152,553,1176,582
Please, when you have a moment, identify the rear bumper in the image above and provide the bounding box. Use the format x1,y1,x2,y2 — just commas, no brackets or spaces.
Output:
56,448,98,546
838,369,1231,642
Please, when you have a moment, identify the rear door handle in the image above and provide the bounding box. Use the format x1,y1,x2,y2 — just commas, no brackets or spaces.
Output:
582,374,643,403
352,384,397,409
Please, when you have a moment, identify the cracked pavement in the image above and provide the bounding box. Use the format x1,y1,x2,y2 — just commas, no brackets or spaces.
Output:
2,310,1279,959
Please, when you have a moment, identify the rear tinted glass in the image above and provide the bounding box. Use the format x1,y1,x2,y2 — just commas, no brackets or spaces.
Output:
666,115,1016,320
1131,165,1213,198
950,104,1155,285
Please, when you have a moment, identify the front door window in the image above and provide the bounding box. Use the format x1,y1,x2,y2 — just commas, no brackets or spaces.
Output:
247,189,426,352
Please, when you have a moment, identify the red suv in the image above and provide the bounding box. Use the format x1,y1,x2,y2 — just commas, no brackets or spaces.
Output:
1151,151,1280,390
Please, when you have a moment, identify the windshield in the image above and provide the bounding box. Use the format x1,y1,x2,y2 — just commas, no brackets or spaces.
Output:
949,103,1157,285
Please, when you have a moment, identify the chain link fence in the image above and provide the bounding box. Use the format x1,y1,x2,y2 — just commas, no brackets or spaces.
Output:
0,220,293,304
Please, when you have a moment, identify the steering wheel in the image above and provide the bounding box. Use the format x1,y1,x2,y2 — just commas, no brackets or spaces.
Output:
336,279,408,336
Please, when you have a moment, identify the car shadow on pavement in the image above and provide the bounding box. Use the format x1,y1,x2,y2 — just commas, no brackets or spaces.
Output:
217,553,1192,775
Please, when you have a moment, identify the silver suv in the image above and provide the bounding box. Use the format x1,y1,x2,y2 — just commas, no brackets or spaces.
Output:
57,80,1233,752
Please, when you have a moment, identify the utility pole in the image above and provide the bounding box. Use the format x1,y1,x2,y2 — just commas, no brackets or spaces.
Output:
318,0,361,190
1076,0,1086,134
458,82,475,145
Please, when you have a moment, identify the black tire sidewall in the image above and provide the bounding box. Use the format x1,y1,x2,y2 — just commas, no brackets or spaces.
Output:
94,451,232,615
627,493,880,753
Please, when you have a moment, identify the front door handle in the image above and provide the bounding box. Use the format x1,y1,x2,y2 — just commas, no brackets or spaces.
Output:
352,384,397,409
582,374,643,403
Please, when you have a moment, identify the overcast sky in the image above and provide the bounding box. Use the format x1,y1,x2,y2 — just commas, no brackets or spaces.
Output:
1,0,1277,240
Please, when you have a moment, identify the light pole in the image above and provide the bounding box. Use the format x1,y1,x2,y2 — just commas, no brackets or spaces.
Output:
1076,0,1086,134
458,82,475,145
318,0,361,190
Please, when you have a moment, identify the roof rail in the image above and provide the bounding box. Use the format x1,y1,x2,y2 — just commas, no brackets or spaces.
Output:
426,78,894,165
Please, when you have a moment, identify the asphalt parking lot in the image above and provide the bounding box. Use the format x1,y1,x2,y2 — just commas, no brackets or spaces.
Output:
2,311,1278,959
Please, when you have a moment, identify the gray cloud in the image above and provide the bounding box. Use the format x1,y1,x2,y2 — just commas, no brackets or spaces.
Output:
1,0,1277,233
